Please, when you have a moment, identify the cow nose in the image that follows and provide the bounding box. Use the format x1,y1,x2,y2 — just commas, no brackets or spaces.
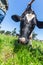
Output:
18,37,28,44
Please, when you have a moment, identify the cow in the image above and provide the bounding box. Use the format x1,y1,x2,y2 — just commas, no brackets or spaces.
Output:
0,0,8,23
11,0,43,45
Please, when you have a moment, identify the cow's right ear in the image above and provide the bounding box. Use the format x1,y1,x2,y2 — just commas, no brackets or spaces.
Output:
11,15,20,22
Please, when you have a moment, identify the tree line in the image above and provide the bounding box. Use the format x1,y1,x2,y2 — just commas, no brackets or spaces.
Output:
0,28,37,40
0,28,17,36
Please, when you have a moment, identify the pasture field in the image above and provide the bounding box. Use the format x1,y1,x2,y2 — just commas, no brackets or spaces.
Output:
0,34,43,65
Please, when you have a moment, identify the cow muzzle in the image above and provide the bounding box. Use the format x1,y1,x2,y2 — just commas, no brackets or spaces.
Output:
18,37,28,44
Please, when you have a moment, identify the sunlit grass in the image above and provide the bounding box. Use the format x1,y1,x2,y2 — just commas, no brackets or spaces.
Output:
0,34,43,65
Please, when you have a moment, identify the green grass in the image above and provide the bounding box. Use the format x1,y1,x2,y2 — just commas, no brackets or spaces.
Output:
0,34,43,65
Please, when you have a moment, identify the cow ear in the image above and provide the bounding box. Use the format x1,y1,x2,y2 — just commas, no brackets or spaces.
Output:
11,15,20,22
37,20,43,29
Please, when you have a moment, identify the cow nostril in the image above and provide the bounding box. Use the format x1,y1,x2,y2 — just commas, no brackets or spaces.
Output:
19,37,26,43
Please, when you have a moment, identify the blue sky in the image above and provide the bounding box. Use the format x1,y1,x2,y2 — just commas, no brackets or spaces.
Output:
0,0,43,40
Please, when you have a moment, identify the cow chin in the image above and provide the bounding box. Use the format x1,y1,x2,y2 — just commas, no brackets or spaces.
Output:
18,37,28,44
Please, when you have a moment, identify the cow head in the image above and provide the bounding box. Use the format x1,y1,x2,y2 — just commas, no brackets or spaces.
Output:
11,10,36,44
19,13,36,44
11,0,36,44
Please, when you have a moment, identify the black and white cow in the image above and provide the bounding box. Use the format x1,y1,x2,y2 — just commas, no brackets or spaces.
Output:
0,0,8,23
11,0,43,44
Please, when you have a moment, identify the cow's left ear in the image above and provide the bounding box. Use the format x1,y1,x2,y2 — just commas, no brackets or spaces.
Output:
36,19,43,29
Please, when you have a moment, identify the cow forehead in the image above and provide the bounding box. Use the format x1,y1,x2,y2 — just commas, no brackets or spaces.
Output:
26,13,35,18
25,13,35,22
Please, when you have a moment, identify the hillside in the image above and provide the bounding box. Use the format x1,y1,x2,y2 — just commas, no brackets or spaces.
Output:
0,34,43,65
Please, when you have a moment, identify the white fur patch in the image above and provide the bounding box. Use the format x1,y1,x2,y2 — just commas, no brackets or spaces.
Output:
19,37,26,43
26,13,35,23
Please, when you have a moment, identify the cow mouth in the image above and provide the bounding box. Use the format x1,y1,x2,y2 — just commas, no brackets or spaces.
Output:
18,37,29,44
